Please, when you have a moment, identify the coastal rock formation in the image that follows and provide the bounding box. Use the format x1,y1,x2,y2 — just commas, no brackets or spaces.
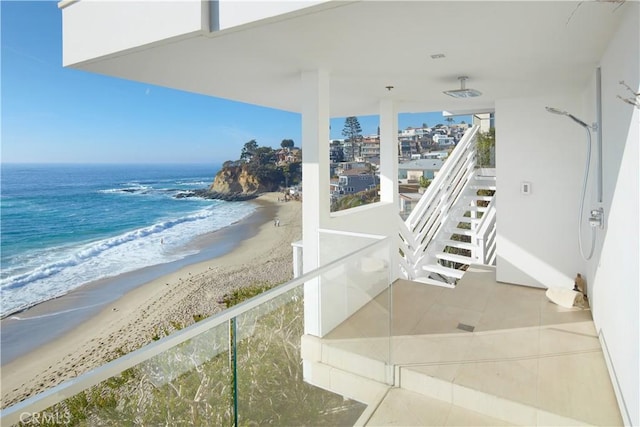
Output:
175,140,302,202
174,163,285,201
209,164,273,194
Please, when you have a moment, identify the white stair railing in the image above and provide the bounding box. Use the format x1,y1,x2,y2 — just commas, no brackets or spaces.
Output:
399,125,480,279
473,196,497,265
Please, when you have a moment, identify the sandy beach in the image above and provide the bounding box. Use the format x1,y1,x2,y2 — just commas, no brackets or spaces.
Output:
1,192,301,408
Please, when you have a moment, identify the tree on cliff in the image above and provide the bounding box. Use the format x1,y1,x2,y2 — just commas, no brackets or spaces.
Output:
240,139,259,161
252,146,276,165
281,161,302,188
215,139,302,194
241,144,283,189
280,139,295,149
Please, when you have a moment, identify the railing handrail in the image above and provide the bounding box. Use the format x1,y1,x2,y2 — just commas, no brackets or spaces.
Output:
406,125,480,229
474,195,497,265
398,217,418,278
476,196,496,240
318,228,386,240
413,156,476,255
404,140,477,257
1,236,390,425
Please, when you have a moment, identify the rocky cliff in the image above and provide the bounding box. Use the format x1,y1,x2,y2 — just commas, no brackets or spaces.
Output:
176,160,300,202
209,164,273,194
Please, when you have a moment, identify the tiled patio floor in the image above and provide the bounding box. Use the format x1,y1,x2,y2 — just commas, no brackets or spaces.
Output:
322,265,622,426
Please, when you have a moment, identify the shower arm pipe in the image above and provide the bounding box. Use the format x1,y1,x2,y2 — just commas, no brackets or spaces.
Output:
596,67,603,204
578,125,596,261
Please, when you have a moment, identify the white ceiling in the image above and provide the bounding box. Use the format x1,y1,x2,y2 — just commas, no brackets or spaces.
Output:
72,1,630,117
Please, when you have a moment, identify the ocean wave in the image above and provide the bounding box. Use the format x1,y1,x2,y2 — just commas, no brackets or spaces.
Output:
98,187,197,196
98,186,152,195
2,208,222,292
98,176,211,196
0,202,256,317
8,302,105,321
176,180,209,186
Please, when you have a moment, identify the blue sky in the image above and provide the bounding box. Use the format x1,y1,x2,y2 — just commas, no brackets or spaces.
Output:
2,1,469,164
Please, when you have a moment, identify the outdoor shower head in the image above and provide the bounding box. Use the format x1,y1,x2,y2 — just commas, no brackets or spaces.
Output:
443,76,482,98
545,106,590,128
545,106,568,115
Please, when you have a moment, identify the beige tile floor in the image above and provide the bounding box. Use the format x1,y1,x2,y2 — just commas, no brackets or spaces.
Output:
366,388,511,426
325,265,622,426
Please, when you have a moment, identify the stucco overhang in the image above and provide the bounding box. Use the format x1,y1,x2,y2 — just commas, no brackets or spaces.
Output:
61,1,630,117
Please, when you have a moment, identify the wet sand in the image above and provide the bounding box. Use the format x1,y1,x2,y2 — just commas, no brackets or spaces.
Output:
0,192,301,408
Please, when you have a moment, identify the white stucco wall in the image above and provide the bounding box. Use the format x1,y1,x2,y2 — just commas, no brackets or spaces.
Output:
588,5,639,425
495,94,587,289
301,75,400,336
217,1,326,30
61,1,205,66
496,6,638,423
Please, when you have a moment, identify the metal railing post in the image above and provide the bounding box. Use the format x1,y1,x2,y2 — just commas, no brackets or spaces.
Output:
231,317,238,427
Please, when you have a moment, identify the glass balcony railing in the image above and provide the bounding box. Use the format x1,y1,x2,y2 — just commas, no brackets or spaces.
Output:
2,236,391,426
316,230,392,370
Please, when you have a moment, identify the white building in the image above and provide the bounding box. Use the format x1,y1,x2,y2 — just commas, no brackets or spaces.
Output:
398,158,444,182
432,134,455,146
5,2,637,426
399,128,417,138
422,151,449,160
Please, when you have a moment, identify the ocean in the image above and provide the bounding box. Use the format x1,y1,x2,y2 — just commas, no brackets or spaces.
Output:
0,163,256,318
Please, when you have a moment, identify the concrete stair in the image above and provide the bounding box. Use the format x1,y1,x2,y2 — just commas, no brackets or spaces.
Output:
397,363,595,426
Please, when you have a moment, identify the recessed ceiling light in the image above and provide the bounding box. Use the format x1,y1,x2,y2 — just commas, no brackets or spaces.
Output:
443,76,482,98
430,53,446,59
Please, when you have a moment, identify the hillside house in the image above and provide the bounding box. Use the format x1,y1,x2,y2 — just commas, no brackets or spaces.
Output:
398,158,444,183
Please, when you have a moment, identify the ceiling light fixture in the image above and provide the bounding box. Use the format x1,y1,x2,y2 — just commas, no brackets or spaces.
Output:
443,76,482,98
430,53,446,59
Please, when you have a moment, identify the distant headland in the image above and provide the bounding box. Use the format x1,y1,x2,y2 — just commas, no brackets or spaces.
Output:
176,139,302,201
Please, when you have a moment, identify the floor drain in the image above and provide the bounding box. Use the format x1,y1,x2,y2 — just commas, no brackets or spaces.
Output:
457,323,475,332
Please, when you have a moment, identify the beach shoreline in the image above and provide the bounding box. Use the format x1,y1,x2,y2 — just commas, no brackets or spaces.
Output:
1,192,301,409
1,197,267,364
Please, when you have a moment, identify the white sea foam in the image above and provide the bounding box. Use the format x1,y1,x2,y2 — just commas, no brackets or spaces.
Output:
0,201,256,317
98,186,152,195
175,180,209,186
9,302,105,321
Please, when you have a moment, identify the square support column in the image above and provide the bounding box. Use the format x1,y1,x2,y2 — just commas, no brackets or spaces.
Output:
379,98,398,204
301,69,330,336
301,69,330,273
379,99,399,279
